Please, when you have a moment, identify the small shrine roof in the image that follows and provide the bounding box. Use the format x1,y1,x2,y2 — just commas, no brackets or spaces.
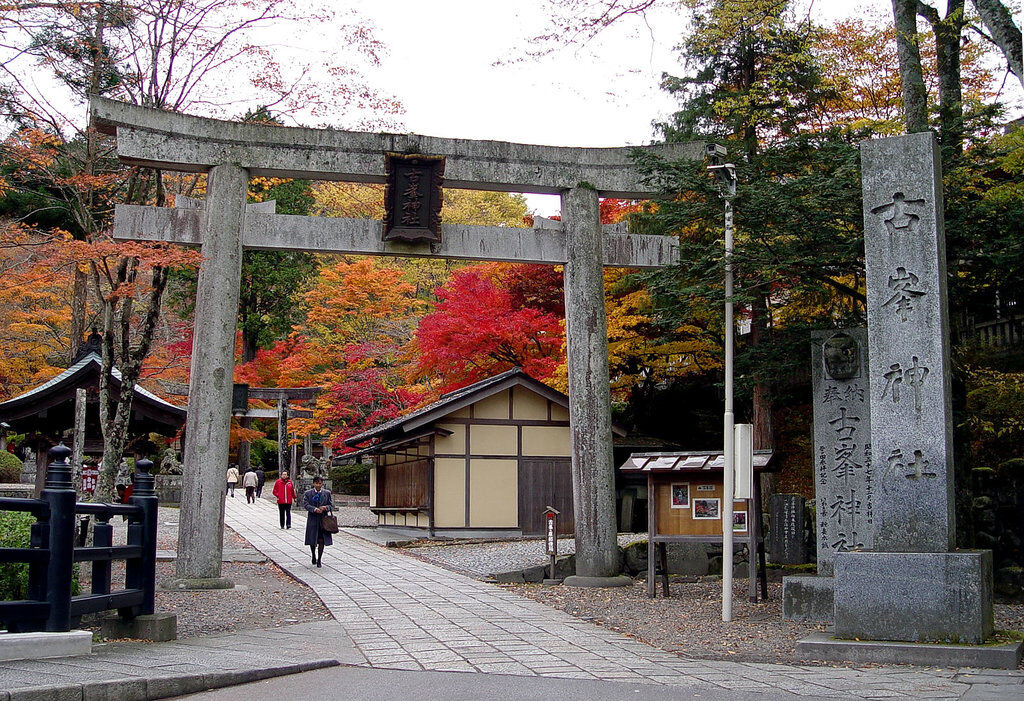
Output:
0,351,185,431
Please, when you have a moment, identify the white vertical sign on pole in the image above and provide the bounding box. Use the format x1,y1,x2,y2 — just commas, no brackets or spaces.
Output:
734,423,753,500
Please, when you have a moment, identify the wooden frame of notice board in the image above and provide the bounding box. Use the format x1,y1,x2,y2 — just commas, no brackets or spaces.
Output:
620,450,777,601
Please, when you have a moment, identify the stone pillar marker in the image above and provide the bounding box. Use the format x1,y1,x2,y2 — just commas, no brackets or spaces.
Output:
72,387,87,490
168,162,249,589
832,132,993,645
768,494,807,565
783,329,873,623
811,328,873,575
864,134,953,551
560,187,630,587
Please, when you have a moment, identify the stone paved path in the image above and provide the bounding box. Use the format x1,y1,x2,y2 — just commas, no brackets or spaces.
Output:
225,497,1024,699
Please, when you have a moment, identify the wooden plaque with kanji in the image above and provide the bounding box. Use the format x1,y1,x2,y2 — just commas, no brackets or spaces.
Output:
383,152,445,243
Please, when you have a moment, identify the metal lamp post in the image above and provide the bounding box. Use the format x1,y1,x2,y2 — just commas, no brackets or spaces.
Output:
707,145,737,622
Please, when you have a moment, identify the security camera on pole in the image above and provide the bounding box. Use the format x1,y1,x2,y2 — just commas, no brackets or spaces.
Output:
707,144,738,622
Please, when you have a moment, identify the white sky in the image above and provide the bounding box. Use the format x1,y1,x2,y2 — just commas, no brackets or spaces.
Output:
344,0,1022,215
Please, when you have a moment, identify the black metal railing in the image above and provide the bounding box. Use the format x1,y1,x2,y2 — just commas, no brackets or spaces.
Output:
0,444,158,633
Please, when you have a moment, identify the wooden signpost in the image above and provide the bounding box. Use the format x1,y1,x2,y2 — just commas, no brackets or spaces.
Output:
544,506,560,583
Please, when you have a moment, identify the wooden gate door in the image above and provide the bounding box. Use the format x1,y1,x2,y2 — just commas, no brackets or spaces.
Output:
518,458,575,536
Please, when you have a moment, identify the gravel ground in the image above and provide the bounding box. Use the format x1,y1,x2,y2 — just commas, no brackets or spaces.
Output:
151,560,331,639
78,505,332,640
330,505,378,528
507,577,1024,666
402,533,647,579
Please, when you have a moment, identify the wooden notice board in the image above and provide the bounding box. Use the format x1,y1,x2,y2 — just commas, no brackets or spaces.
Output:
654,479,747,537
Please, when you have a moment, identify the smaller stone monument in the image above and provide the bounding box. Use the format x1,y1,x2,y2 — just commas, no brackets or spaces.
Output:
769,494,807,565
160,447,183,475
19,449,36,486
784,328,874,623
295,453,330,494
299,453,326,479
115,458,131,486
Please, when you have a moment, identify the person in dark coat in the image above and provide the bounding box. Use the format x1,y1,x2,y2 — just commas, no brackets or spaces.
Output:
254,467,266,498
303,475,333,567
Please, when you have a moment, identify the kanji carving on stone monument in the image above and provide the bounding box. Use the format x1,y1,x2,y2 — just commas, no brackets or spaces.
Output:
870,191,926,238
882,266,926,321
829,489,863,527
828,407,862,481
881,356,929,411
831,527,864,551
884,447,937,489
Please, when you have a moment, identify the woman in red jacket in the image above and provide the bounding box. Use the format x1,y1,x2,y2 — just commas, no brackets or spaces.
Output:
272,470,296,529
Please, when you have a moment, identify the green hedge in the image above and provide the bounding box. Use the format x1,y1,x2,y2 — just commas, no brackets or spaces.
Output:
0,510,80,627
0,511,34,601
0,451,23,483
329,463,371,495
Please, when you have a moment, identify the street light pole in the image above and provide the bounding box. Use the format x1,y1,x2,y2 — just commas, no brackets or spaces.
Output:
707,146,737,623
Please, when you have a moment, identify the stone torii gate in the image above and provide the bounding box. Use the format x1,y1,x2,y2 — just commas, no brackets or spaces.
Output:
91,97,700,588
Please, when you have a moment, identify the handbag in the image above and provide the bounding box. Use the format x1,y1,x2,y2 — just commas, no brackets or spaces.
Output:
321,510,339,534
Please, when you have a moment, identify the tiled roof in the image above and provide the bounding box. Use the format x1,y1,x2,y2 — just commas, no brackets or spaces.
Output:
345,368,576,447
0,352,185,415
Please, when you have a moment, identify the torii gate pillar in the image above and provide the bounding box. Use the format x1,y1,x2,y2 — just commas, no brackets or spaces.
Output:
166,163,248,589
562,188,630,585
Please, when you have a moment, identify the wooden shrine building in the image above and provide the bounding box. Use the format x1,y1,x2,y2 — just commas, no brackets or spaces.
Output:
620,449,777,600
0,333,186,487
344,368,626,537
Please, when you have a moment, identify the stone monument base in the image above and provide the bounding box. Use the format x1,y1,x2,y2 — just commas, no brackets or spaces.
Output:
563,575,632,588
797,631,1022,670
101,612,178,642
782,574,833,623
834,550,993,644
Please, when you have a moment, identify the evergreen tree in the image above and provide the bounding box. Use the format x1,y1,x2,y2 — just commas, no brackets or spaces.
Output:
638,0,858,449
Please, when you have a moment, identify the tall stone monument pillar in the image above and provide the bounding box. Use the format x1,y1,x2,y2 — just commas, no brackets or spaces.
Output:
833,132,992,644
170,163,249,589
560,186,629,587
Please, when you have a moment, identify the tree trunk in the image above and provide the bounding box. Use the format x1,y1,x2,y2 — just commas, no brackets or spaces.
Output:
68,267,89,362
242,328,259,364
749,293,774,451
93,261,170,501
891,0,930,133
936,1,965,152
972,0,1023,87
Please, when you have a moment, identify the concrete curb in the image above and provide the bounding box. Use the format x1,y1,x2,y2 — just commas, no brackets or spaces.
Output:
3,658,340,700
0,630,93,662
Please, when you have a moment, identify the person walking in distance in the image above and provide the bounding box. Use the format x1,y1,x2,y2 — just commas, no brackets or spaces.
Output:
303,475,333,567
273,470,296,529
225,464,239,498
255,466,266,498
242,468,258,504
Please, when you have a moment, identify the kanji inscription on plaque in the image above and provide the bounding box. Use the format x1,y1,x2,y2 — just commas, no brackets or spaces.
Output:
383,152,445,243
